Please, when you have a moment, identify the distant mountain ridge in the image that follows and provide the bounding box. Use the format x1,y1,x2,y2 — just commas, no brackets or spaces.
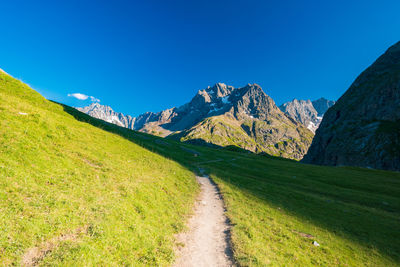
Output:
77,103,135,128
77,83,318,159
279,98,335,132
312,98,336,116
78,83,242,135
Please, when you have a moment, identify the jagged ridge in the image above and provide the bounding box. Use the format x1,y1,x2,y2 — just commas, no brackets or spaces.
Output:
279,98,335,133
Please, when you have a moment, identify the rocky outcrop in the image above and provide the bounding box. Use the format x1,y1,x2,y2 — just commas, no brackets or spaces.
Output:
279,98,335,133
303,41,400,171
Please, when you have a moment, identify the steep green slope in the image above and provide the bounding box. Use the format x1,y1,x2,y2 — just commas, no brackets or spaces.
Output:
0,71,199,265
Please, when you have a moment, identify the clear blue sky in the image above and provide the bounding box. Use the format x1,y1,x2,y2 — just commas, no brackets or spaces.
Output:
1,0,399,116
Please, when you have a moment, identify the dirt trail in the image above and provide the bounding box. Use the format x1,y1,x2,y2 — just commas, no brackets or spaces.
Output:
174,174,235,267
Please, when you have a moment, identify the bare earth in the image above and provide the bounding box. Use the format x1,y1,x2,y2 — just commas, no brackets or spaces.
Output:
22,226,89,266
174,175,235,267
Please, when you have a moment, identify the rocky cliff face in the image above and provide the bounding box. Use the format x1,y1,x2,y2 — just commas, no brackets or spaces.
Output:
279,98,335,133
303,41,400,171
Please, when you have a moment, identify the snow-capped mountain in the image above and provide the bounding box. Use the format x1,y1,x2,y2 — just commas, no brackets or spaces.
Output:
279,98,335,133
76,103,136,128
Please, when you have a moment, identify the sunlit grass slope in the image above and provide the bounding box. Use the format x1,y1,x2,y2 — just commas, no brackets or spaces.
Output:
80,114,400,266
0,71,199,265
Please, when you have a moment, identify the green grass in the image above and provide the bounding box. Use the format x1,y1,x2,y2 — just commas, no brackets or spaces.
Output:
1,70,400,266
64,107,400,266
0,71,199,265
76,117,400,266
207,157,400,266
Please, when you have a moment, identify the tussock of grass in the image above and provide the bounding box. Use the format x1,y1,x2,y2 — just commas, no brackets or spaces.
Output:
0,72,199,265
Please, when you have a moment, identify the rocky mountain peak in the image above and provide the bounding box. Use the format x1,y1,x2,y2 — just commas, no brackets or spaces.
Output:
279,97,335,133
170,83,314,159
312,97,336,116
85,102,102,109
204,83,235,98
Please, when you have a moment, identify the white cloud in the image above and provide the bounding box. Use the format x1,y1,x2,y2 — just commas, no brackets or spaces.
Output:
68,93,100,102
68,93,89,100
89,96,100,102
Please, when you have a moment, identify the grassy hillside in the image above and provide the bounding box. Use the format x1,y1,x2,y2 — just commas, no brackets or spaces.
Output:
69,109,400,266
1,70,400,266
0,71,199,265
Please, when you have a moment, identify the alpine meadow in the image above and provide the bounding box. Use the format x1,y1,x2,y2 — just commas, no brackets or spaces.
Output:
1,1,400,266
1,67,399,265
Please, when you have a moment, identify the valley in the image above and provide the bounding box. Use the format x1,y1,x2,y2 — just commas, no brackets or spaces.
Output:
1,41,399,267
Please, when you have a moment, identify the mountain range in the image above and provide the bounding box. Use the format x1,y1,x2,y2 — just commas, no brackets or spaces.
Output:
77,83,336,159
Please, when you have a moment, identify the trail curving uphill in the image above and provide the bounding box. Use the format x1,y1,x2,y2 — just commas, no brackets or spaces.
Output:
174,174,235,267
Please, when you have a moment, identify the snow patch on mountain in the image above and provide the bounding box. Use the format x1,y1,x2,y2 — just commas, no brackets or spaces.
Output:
221,96,230,104
279,98,335,133
208,107,224,114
